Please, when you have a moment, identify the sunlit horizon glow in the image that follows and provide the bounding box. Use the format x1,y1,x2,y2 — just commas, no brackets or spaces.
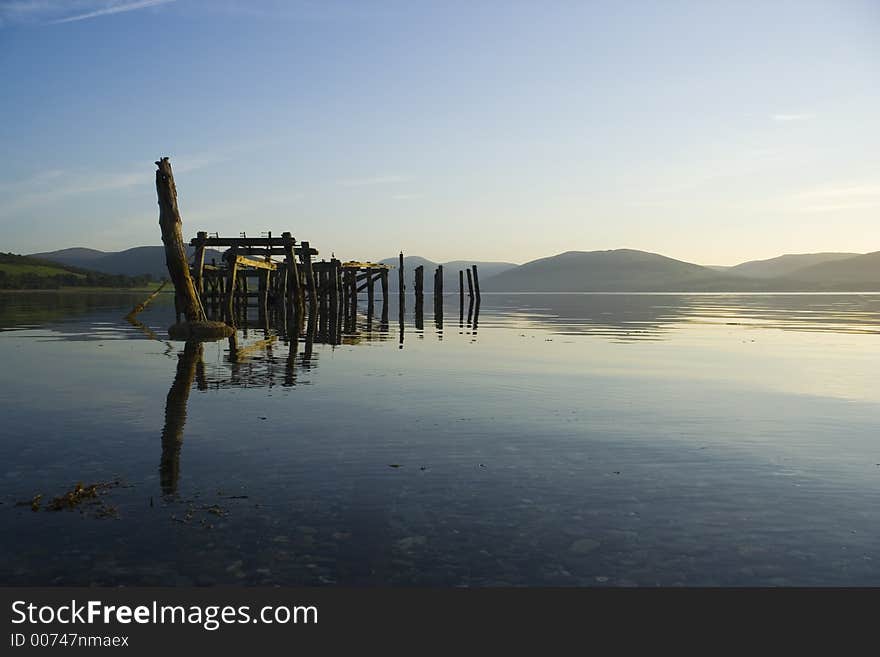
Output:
0,0,878,266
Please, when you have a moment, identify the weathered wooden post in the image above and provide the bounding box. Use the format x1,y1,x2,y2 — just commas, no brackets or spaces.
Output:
155,157,231,339
380,268,389,300
329,260,339,317
471,264,481,302
434,265,443,300
301,241,318,318
380,269,389,326
366,270,375,318
281,232,303,318
466,267,474,299
414,265,424,299
155,157,204,324
349,268,358,318
193,230,207,296
225,248,239,321
398,252,404,296
258,269,269,319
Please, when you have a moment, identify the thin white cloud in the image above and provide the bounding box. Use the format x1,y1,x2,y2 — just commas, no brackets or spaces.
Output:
49,0,175,24
0,153,224,217
339,175,411,188
772,113,816,122
0,0,175,26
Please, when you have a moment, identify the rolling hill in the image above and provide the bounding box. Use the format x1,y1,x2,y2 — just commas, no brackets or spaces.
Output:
30,245,225,280
724,253,861,279
0,252,153,289
779,251,880,289
480,249,763,292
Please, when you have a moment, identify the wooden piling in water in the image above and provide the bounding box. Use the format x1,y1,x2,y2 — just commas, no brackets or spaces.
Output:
415,265,424,299
366,270,375,318
258,269,269,319
225,247,239,322
329,260,339,317
471,264,481,301
435,265,443,298
301,240,318,317
381,270,389,325
193,231,207,296
281,232,303,319
459,269,464,308
466,267,474,299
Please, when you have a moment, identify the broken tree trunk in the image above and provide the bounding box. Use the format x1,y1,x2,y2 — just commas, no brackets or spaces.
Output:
155,157,232,340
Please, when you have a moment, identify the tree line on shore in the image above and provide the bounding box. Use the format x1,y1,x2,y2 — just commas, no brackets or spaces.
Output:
0,253,156,290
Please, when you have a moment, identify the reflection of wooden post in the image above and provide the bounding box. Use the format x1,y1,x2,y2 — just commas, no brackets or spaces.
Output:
160,340,203,495
155,158,205,323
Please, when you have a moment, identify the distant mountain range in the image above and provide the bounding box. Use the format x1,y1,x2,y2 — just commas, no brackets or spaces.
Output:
29,246,225,280
481,249,880,292
25,246,880,292
710,253,860,279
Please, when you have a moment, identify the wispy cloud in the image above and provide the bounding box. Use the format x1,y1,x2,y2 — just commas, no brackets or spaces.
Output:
50,0,175,24
338,175,411,188
0,0,175,26
772,113,816,122
0,153,224,217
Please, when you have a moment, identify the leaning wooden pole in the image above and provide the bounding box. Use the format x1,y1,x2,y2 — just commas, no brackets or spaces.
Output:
155,157,204,323
155,157,232,339
125,281,167,321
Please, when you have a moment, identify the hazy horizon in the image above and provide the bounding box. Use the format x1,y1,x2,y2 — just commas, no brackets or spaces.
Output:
1,1,878,265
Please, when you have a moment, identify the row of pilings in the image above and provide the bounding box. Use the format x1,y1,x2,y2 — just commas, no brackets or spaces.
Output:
194,245,481,335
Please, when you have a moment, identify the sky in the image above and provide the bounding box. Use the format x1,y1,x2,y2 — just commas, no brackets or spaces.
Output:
0,0,878,265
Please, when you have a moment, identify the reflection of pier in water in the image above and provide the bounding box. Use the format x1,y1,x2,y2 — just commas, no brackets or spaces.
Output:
157,291,475,494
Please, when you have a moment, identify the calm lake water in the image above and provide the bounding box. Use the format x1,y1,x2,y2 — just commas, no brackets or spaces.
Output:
1,291,879,586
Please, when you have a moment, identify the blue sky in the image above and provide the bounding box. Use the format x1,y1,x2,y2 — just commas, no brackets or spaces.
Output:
1,0,878,264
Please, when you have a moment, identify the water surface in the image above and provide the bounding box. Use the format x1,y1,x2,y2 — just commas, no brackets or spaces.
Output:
1,291,879,586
